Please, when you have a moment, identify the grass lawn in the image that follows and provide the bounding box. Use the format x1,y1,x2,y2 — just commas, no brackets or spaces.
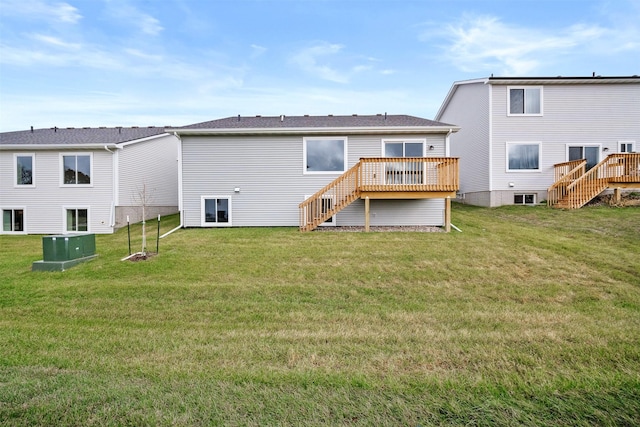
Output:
1,204,639,426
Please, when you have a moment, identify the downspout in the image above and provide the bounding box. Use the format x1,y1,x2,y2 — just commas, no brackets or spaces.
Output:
104,144,122,229
160,132,184,238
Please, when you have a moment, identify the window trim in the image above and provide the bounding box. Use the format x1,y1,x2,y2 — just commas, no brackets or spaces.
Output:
60,153,93,187
566,144,601,170
63,206,90,234
514,194,536,205
619,141,636,153
507,86,543,116
303,137,348,175
14,153,35,187
1,207,26,234
506,142,541,172
201,196,232,227
381,138,427,157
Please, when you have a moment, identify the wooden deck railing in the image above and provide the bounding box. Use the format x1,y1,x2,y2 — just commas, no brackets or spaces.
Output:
607,153,640,184
299,157,459,231
553,159,586,182
358,157,459,192
548,153,640,209
547,160,586,207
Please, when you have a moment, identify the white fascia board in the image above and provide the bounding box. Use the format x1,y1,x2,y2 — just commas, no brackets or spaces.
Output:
0,143,120,150
487,77,640,85
435,78,490,121
117,133,172,147
168,126,460,136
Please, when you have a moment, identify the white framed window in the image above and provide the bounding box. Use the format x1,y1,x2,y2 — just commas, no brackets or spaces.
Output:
514,194,536,205
619,141,635,153
64,207,89,233
304,194,336,226
382,139,426,184
2,208,25,234
14,153,35,187
201,196,231,227
507,86,542,116
506,142,541,172
303,137,347,174
60,153,92,186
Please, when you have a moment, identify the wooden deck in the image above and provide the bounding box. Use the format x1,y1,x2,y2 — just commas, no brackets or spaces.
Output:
548,153,640,209
299,157,459,231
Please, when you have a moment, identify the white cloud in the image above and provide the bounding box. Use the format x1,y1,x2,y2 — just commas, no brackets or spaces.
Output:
291,42,349,83
104,0,164,36
1,0,82,23
290,42,378,83
31,34,82,50
124,48,163,61
250,44,267,58
424,14,612,75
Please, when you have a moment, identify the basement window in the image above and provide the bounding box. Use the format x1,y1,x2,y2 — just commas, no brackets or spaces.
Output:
2,209,25,233
514,194,536,205
201,196,231,227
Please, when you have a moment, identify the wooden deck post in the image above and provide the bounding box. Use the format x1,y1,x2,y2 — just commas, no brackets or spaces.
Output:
364,196,370,232
444,197,451,232
613,187,622,204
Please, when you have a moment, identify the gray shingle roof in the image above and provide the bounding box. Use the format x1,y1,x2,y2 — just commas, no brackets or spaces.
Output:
175,114,454,129
0,127,167,146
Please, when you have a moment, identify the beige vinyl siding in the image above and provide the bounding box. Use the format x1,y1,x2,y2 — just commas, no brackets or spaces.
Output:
181,133,449,227
439,82,491,195
1,149,114,234
116,134,179,226
491,83,640,193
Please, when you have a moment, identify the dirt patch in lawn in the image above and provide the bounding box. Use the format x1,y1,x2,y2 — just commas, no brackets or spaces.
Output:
587,191,640,207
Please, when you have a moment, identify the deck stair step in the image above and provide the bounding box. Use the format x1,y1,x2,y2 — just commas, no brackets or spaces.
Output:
548,154,640,209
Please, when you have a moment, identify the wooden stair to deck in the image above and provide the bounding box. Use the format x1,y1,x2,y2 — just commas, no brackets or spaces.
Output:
299,162,361,232
548,153,640,209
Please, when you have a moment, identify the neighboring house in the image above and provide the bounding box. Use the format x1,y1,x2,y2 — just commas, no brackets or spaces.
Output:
435,76,640,207
168,115,460,231
0,127,179,234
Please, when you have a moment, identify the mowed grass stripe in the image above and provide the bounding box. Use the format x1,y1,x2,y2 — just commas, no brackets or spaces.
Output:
1,204,639,426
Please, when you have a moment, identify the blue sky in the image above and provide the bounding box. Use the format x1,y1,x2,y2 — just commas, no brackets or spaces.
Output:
0,0,638,131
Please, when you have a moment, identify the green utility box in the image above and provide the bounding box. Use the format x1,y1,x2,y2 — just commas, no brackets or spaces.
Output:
32,234,97,271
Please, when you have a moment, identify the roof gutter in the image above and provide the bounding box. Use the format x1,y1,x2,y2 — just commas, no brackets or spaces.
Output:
167,126,460,137
0,143,122,151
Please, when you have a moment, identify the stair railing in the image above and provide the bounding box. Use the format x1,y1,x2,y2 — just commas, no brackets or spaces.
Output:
547,160,586,207
299,162,361,231
561,155,625,209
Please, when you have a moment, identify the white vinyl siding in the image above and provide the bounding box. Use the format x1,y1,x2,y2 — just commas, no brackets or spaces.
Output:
0,150,114,234
438,82,492,195
490,83,640,196
181,133,449,227
116,134,180,226
118,134,179,207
